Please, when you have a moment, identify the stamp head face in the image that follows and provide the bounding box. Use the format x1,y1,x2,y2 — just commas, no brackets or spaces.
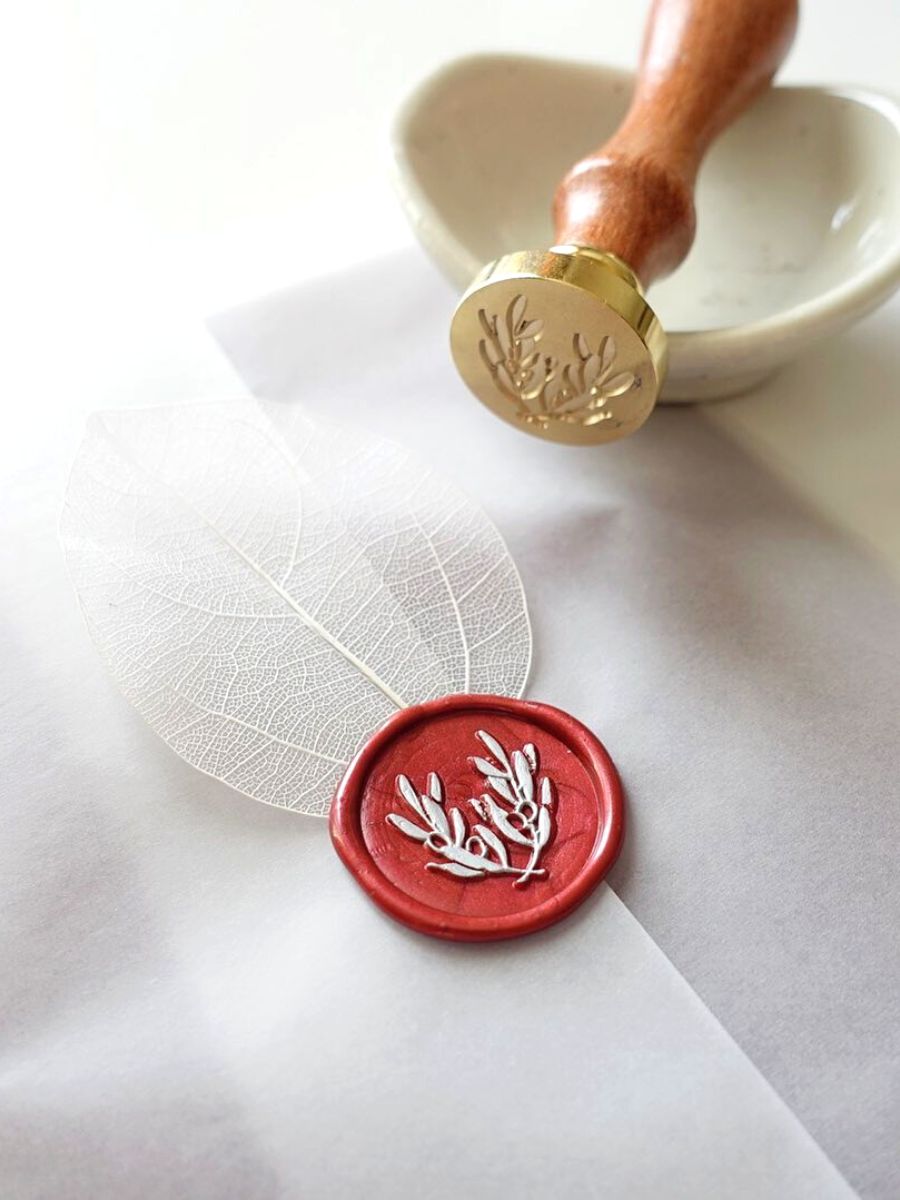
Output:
330,694,624,941
450,248,666,445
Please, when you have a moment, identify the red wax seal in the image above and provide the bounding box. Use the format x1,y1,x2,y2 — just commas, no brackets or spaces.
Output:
329,694,624,942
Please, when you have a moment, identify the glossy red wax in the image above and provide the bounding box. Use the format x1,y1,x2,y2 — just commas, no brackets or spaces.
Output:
329,694,624,942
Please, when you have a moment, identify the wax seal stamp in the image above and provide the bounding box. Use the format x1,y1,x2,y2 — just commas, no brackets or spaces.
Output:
451,249,665,445
449,0,799,444
329,694,624,941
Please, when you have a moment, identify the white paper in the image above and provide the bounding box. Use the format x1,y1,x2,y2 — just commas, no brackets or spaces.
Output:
0,496,854,1195
210,249,900,1197
3,250,891,1199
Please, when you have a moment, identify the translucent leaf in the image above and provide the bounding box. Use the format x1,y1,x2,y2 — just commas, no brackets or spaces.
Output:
60,400,531,816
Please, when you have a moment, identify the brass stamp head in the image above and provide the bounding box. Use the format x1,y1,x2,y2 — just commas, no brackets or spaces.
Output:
450,246,667,446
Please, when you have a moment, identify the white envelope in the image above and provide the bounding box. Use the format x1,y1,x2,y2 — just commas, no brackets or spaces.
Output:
210,249,900,1197
2,249,896,1199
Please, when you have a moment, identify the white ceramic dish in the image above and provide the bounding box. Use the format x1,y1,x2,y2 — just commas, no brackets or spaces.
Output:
393,54,900,401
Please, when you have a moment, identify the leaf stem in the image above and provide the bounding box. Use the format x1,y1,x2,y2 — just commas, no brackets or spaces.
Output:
514,840,543,886
427,862,546,878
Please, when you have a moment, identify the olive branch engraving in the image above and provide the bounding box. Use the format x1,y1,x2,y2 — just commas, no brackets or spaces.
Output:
386,730,554,886
478,294,637,429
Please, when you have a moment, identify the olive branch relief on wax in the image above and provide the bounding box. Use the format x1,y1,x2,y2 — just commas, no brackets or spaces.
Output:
386,730,554,886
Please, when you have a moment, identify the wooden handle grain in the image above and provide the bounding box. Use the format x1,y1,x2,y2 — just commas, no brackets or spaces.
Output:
553,0,799,285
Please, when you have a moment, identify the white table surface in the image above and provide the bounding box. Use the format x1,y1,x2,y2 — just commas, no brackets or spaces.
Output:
3,2,900,1197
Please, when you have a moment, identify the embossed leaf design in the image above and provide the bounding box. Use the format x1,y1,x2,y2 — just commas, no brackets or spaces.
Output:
512,749,533,803
387,731,553,885
399,775,426,818
582,354,602,389
537,805,552,848
472,755,500,777
475,823,509,867
600,336,616,373
509,295,527,332
476,730,509,767
484,797,531,846
387,814,430,842
61,400,531,816
450,808,466,845
422,796,449,837
478,297,639,429
602,372,637,398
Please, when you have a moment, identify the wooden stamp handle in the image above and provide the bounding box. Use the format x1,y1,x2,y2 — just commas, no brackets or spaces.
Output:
553,0,799,285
